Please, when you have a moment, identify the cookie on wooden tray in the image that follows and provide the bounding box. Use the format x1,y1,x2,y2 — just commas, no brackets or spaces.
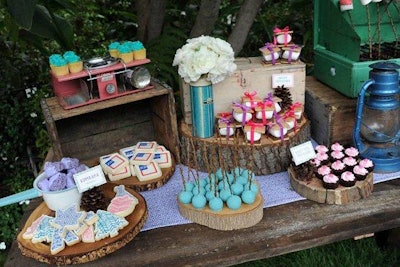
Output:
107,185,139,217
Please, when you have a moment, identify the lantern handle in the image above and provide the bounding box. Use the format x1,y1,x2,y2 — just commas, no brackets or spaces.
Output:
354,79,375,153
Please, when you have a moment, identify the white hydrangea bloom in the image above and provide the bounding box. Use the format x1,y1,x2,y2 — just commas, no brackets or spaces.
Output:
173,35,237,84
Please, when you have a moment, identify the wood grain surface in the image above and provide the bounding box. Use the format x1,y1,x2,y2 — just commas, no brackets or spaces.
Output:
16,183,147,265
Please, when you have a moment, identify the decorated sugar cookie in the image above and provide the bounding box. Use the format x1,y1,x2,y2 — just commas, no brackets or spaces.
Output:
94,210,129,241
107,185,139,217
50,204,86,237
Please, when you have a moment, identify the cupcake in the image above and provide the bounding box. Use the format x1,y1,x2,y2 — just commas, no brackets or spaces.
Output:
331,142,344,152
330,150,345,162
315,152,329,165
310,158,321,168
109,41,120,58
64,52,83,73
49,55,69,76
315,165,331,179
344,147,360,159
331,160,346,176
359,158,374,173
118,43,133,63
340,171,356,187
343,157,357,171
315,145,329,154
131,41,146,60
353,165,369,181
322,174,339,190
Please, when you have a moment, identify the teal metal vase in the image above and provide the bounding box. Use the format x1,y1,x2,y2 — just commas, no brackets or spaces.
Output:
190,78,214,138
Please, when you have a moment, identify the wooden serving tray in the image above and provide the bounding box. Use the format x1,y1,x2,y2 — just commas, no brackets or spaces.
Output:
178,191,264,231
288,166,374,205
17,183,148,265
83,156,176,192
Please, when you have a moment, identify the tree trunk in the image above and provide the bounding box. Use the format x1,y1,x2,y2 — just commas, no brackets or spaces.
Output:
135,0,150,42
190,0,222,38
147,0,167,42
228,0,264,55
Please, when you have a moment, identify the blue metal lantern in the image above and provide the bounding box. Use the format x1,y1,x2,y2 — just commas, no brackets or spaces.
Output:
353,62,400,173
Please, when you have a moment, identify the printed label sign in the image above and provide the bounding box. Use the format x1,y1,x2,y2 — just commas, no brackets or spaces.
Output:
272,73,294,88
73,165,107,193
290,141,316,166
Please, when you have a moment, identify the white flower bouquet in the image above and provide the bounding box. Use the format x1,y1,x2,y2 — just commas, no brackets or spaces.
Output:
173,35,237,84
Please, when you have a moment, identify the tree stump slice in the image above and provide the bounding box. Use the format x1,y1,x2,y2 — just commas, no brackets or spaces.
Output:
179,117,310,175
178,192,264,231
82,156,176,192
288,166,374,205
17,183,148,265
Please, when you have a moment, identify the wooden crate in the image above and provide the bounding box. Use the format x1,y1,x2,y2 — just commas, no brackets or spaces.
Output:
41,81,180,162
304,76,357,147
181,57,306,124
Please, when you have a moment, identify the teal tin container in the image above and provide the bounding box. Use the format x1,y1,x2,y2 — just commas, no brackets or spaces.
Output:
190,79,214,138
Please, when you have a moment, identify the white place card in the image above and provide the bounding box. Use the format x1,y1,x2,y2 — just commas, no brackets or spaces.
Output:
290,141,316,166
272,73,294,88
73,165,107,193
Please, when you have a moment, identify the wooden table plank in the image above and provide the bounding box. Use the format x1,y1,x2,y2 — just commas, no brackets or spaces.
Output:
5,179,400,267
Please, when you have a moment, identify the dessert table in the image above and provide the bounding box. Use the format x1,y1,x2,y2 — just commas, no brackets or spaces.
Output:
4,163,400,266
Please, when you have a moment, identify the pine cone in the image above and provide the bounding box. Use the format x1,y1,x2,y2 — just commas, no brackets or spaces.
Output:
80,187,108,212
274,85,293,111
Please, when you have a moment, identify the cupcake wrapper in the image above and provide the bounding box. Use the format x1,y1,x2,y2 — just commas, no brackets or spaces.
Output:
339,179,356,187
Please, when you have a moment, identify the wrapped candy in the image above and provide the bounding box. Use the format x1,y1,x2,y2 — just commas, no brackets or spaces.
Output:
232,102,253,126
244,121,265,145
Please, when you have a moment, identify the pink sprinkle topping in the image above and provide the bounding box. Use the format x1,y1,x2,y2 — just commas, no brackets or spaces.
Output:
331,142,344,151
353,165,368,175
318,165,331,176
323,174,339,183
315,145,329,153
343,157,357,166
345,147,359,157
341,171,355,181
316,152,329,161
359,158,374,168
331,150,344,159
331,160,345,170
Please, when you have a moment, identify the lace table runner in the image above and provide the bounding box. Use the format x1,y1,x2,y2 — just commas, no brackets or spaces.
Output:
140,164,400,232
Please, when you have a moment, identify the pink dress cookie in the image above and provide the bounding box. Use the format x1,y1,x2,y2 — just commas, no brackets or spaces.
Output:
107,185,139,217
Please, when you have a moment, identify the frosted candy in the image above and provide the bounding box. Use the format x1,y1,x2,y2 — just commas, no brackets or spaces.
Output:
66,173,76,188
61,157,79,170
44,161,64,177
48,172,67,191
38,179,51,192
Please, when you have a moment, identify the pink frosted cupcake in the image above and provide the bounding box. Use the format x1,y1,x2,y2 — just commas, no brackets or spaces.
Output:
310,158,321,168
340,171,356,187
359,158,374,173
315,165,331,179
331,142,344,152
315,145,329,154
344,147,360,159
343,157,357,171
322,173,339,189
330,150,345,162
316,152,329,165
353,165,369,181
331,160,346,176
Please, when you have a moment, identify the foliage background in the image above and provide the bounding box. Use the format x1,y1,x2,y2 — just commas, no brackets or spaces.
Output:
0,0,314,264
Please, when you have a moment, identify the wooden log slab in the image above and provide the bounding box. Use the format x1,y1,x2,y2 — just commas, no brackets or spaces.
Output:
288,166,374,204
81,156,175,192
179,117,311,175
178,192,263,231
17,183,148,265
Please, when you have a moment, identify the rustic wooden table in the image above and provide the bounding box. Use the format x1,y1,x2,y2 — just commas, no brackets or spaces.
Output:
5,177,400,266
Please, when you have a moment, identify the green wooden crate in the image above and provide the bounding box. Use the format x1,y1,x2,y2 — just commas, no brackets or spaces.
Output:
313,0,400,98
